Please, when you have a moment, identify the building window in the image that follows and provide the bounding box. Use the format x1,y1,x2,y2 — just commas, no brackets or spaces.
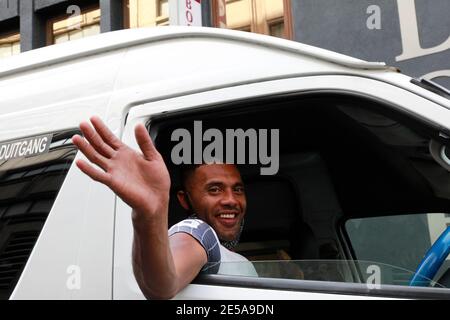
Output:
157,0,169,18
269,19,285,38
0,32,20,59
48,6,101,45
213,0,292,39
237,25,251,33
124,0,169,29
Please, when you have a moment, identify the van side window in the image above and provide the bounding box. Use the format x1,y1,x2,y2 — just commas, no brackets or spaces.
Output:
150,92,450,293
0,130,77,299
345,214,450,287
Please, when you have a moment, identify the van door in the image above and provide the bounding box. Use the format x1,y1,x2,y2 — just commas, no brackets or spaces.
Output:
113,74,450,299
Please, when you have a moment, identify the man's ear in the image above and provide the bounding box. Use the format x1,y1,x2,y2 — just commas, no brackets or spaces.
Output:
177,190,190,211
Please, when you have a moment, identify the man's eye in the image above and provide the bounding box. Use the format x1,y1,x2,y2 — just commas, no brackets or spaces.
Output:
234,186,245,194
209,187,221,193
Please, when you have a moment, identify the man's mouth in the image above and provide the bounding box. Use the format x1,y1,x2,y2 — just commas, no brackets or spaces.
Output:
219,213,236,219
216,212,239,227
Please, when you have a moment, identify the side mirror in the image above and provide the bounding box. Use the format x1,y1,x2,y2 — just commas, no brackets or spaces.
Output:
429,139,450,171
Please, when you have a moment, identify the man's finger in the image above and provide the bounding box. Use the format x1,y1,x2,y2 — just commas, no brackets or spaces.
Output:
135,124,158,160
75,159,111,185
90,116,122,150
73,134,110,171
79,121,115,158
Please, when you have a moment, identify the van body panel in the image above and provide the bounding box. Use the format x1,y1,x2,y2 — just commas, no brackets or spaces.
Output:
10,162,115,300
0,95,112,143
0,27,387,78
0,50,124,115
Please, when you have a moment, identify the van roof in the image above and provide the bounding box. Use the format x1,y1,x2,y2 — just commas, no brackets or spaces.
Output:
0,26,392,78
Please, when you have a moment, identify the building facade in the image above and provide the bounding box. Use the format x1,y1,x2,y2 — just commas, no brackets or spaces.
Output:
0,0,292,59
1,1,449,89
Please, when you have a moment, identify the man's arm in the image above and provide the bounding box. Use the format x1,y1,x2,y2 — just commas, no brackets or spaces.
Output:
72,117,206,299
131,214,207,299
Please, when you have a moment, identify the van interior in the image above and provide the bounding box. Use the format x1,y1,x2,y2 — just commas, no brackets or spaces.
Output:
152,92,450,287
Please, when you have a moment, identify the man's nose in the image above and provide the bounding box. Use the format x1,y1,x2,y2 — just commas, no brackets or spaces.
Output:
220,189,239,207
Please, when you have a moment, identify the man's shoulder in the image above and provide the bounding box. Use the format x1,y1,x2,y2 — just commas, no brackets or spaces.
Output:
169,219,221,273
169,218,216,238
168,219,257,276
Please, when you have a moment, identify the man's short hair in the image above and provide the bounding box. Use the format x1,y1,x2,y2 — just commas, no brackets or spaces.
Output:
179,164,202,192
179,160,234,192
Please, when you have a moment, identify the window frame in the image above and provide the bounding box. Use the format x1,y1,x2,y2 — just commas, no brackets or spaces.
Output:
153,91,449,296
115,75,450,299
0,30,21,58
267,17,285,38
194,273,450,299
156,0,169,23
212,0,293,39
123,0,130,29
123,0,170,29
46,3,101,46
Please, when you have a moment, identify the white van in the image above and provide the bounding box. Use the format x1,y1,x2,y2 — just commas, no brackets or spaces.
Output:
0,26,449,300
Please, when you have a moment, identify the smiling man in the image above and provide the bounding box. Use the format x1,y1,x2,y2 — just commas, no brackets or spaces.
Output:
72,117,255,300
172,163,257,276
178,164,246,243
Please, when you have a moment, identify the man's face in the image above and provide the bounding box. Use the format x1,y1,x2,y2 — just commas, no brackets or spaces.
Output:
182,164,247,242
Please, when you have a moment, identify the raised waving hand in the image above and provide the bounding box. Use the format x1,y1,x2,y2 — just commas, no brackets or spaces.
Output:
72,116,171,217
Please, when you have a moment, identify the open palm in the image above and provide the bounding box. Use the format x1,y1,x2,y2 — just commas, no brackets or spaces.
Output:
72,117,171,217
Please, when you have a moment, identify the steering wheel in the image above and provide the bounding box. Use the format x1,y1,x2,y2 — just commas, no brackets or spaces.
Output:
409,226,450,287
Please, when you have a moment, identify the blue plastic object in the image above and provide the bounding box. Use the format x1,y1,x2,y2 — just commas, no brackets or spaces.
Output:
409,226,450,287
